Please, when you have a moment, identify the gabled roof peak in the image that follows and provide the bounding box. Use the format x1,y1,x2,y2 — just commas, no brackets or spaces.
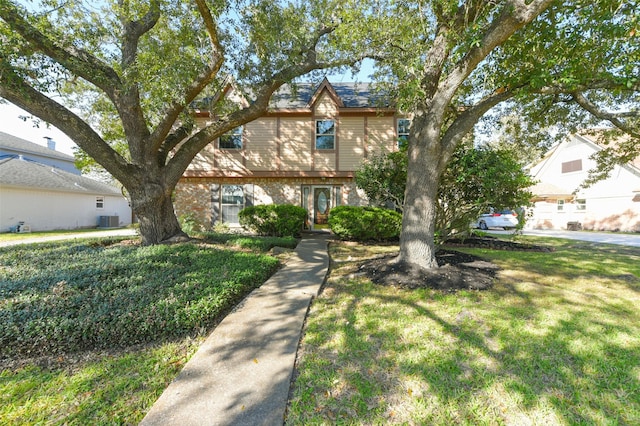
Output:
307,78,345,108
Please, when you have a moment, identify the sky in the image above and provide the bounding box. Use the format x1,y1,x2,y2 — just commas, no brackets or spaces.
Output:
0,102,77,155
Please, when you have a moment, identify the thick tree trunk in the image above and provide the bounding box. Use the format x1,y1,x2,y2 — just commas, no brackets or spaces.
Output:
396,114,449,270
397,152,442,270
128,182,188,245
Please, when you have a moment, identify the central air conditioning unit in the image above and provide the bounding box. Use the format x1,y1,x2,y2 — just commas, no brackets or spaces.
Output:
98,216,119,228
14,221,31,233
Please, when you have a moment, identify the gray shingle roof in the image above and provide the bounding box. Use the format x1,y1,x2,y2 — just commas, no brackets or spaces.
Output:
269,82,390,109
0,157,121,195
0,131,75,162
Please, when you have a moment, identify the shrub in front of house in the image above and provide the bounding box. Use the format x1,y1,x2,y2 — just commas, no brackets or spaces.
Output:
239,204,307,237
328,205,402,241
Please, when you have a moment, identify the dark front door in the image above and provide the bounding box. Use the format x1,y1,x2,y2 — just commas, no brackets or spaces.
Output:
313,187,331,226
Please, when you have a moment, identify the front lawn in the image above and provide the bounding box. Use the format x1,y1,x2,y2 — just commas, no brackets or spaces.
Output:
0,235,295,424
286,237,640,424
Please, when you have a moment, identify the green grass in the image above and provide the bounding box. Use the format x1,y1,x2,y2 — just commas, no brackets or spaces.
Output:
0,235,292,424
0,228,123,243
286,237,640,425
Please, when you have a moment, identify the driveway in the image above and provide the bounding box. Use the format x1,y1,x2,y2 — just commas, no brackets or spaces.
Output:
0,228,138,247
523,229,640,248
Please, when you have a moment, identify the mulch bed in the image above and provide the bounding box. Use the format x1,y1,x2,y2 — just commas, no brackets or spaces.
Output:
358,237,553,291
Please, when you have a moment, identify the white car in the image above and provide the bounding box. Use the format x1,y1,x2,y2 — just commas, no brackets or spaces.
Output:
475,209,519,230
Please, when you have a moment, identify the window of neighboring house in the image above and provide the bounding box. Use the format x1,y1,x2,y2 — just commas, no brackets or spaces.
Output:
397,118,410,148
315,119,335,150
219,126,243,149
576,199,586,211
561,159,582,173
221,185,244,224
96,196,104,209
557,199,565,211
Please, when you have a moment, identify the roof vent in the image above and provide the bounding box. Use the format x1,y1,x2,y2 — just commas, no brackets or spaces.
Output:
44,136,56,151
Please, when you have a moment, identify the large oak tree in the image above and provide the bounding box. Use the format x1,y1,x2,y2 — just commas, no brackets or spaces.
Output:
0,0,368,244
368,0,639,269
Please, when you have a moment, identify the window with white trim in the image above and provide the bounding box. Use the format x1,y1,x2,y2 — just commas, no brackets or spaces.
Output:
221,185,244,224
557,199,565,211
397,118,410,148
576,199,586,211
219,126,243,149
315,119,335,150
96,196,104,209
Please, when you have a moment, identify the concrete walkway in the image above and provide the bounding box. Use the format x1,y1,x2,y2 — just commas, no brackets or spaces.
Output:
140,233,330,426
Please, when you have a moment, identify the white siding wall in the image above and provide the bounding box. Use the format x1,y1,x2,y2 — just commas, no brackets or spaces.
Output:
0,187,132,232
528,136,640,231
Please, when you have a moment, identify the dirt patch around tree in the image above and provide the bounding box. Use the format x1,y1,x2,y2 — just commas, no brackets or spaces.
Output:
359,237,552,291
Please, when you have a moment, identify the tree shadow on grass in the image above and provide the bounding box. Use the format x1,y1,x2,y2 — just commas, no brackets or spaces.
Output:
289,241,640,424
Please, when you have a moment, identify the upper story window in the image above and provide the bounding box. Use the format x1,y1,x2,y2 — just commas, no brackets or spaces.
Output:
397,118,410,148
561,159,582,173
315,119,335,150
219,126,243,149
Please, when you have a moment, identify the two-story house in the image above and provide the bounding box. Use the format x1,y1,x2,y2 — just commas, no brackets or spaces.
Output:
527,133,640,231
175,79,408,230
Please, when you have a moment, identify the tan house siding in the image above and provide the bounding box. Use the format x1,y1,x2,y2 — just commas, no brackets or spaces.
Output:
215,149,246,172
245,118,278,171
188,143,216,172
313,152,336,171
338,116,365,171
367,116,396,154
280,118,312,171
313,92,338,117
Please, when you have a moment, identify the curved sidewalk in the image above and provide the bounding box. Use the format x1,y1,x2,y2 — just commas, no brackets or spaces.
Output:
140,233,330,426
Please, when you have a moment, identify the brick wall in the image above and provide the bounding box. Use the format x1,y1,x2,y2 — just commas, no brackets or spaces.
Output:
175,177,367,230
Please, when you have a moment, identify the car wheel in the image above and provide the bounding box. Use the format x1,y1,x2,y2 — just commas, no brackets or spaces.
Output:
479,221,488,230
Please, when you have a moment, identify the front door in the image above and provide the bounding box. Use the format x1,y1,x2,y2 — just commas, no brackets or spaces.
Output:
313,187,331,228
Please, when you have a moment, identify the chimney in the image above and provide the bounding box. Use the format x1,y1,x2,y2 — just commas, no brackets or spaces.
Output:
44,136,55,151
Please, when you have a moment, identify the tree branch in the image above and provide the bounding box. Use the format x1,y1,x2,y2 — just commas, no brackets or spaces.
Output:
163,22,358,186
148,0,225,153
572,91,640,139
440,85,522,158
439,0,554,110
119,0,160,68
0,1,121,96
0,58,135,184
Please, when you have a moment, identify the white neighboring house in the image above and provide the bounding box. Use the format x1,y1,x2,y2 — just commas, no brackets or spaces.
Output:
527,134,640,232
0,132,132,232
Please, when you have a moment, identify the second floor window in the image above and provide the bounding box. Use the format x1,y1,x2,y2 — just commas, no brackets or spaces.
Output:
315,119,335,150
219,126,243,149
397,118,410,148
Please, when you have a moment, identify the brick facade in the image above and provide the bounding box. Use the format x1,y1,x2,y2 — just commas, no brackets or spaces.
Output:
175,177,367,230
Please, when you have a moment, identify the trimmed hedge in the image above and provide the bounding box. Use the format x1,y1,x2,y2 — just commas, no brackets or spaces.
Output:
239,204,307,237
328,205,402,241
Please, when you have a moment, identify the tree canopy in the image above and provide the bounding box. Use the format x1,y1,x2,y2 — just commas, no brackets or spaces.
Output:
0,0,369,243
360,0,639,269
